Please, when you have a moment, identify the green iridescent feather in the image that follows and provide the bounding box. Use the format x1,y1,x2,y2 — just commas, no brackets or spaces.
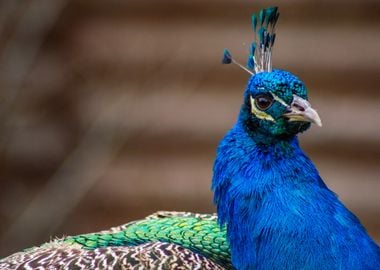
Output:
0,212,231,269
64,212,231,268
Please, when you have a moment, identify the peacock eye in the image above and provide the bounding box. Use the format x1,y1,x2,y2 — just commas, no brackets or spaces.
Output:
254,94,274,110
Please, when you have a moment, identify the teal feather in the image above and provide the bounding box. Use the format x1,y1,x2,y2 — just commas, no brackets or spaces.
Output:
222,49,232,64
247,54,255,70
259,9,266,26
251,14,258,33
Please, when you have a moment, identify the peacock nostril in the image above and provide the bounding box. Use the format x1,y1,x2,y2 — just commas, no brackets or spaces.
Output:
293,103,305,112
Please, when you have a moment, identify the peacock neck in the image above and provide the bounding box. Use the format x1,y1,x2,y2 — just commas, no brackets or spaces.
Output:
212,122,325,269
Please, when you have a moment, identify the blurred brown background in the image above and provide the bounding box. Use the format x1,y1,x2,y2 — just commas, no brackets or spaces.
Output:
0,0,379,257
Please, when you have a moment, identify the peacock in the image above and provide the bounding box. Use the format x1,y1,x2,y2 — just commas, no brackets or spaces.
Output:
1,6,380,270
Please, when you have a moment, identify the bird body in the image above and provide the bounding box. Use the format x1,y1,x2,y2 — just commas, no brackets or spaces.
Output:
212,80,380,268
1,6,380,270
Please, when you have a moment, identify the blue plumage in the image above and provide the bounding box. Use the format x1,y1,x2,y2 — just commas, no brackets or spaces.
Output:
216,9,380,266
212,69,380,269
1,6,378,270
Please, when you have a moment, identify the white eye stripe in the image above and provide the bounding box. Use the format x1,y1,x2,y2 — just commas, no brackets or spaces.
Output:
270,92,289,108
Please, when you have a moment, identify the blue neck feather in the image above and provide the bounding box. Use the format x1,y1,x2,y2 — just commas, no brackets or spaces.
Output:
212,113,380,269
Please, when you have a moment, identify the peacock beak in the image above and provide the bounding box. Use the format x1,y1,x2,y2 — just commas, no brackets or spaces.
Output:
283,95,322,127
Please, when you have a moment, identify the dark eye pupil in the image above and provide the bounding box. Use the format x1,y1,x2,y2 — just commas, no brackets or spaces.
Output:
255,94,273,110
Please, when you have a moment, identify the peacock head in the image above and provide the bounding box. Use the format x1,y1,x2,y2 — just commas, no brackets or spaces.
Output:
222,7,321,142
242,69,321,140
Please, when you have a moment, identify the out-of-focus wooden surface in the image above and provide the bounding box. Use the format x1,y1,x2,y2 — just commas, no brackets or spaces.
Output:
0,0,379,256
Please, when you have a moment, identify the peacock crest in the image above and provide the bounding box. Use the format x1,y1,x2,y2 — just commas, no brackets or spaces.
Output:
222,6,280,74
